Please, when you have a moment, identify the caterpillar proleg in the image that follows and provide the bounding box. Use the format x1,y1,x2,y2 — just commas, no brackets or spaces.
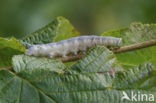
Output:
25,36,122,58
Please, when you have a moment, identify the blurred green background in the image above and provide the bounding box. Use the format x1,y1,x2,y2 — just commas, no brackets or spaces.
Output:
0,0,156,38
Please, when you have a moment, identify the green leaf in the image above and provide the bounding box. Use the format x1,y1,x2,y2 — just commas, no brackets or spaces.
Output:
52,16,81,42
69,46,122,73
12,55,66,73
12,55,65,72
0,70,40,103
113,63,154,89
0,37,25,67
21,16,80,45
1,46,155,103
101,27,128,38
135,70,156,90
101,23,156,66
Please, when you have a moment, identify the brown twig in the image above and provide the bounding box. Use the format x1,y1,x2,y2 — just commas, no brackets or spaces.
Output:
2,40,156,71
61,40,156,62
113,40,156,53
0,66,13,71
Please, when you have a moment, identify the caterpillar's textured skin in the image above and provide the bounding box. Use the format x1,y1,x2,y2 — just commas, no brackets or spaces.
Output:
25,36,122,58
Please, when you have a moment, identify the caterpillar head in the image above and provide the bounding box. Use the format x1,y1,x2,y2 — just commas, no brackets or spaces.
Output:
25,45,40,56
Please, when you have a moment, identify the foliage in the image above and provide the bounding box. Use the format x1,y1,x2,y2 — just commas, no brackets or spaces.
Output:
0,17,80,67
0,37,25,67
0,17,156,103
1,47,155,103
101,23,156,67
21,16,80,46
12,55,66,73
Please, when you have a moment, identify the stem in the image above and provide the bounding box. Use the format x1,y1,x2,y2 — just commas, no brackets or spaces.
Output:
113,40,156,53
2,40,156,71
0,67,13,71
61,40,156,62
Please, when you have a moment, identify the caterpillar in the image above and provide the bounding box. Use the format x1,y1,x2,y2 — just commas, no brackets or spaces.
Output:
25,36,122,58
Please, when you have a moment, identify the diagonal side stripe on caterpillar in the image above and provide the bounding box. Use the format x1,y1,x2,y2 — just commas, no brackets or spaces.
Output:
25,36,122,58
